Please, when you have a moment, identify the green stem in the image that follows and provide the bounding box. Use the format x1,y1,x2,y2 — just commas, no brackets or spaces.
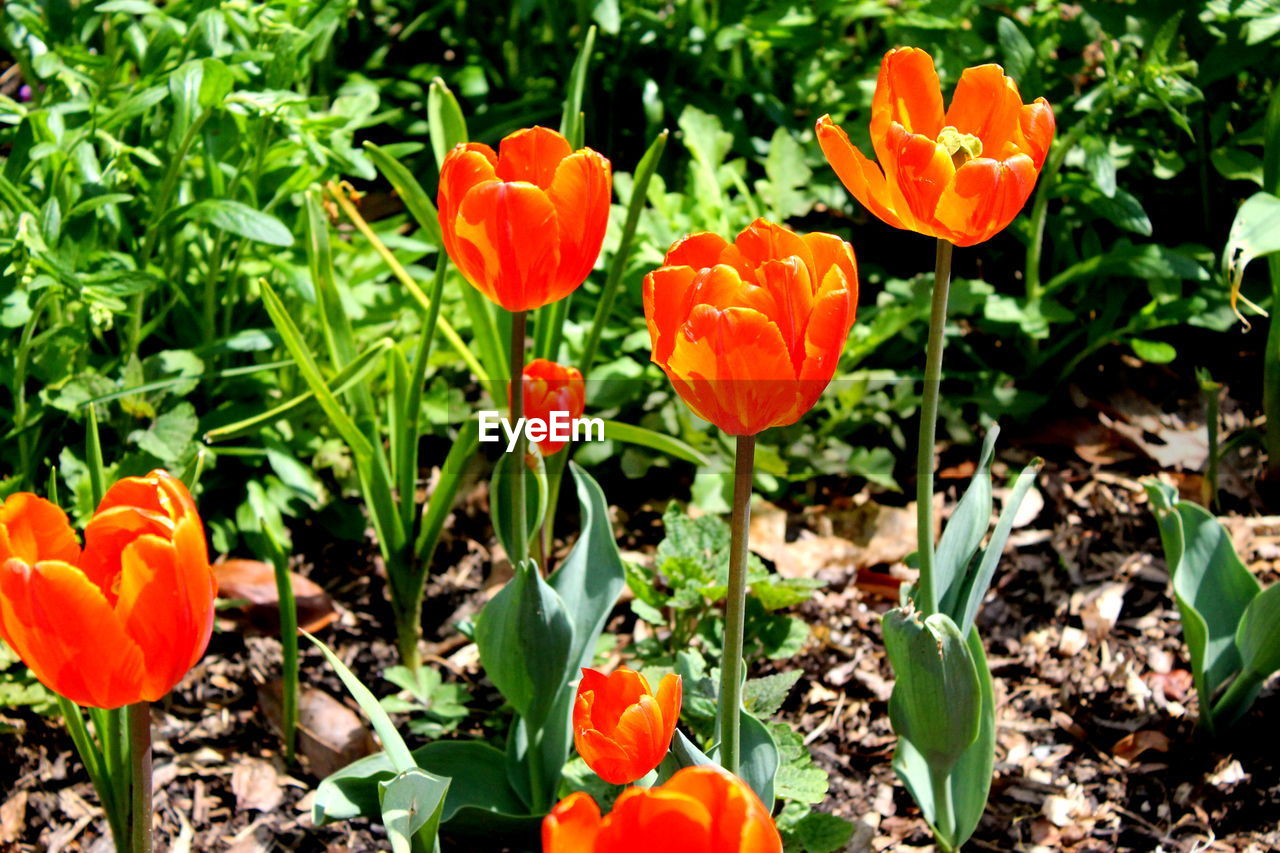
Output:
916,240,953,616
58,697,126,848
127,702,152,853
930,768,956,851
1265,255,1280,482
509,311,529,566
716,434,756,773
265,528,298,762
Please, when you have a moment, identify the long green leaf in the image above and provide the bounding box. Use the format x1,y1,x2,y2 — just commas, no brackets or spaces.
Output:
428,78,468,169
559,25,597,149
579,129,669,374
602,419,709,466
363,141,444,249
934,426,999,618
414,419,481,561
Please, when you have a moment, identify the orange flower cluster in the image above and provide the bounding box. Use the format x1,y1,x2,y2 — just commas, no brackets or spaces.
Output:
0,471,215,709
544,765,782,853
816,47,1054,247
438,126,612,312
642,219,859,436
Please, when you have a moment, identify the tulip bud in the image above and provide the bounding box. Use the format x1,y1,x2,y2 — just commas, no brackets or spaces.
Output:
573,666,681,785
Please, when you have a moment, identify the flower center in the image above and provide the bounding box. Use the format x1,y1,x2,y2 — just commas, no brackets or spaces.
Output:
937,126,983,167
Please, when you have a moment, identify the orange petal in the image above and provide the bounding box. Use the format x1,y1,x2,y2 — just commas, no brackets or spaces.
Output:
664,766,781,852
644,265,700,365
114,527,213,701
664,231,733,270
575,727,636,784
666,305,801,435
754,257,813,372
547,149,612,290
883,123,956,238
0,559,145,708
496,126,573,188
802,232,859,303
815,116,908,231
595,667,652,733
871,47,945,162
436,143,499,268
798,287,855,412
598,787,712,852
733,218,815,279
80,503,172,602
1014,98,1055,168
943,64,1024,158
453,181,561,311
935,154,1038,247
0,494,80,567
543,792,602,853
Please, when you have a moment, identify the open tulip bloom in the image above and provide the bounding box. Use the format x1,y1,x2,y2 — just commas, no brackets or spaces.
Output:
438,125,612,313
543,765,782,852
573,666,682,785
0,469,213,853
643,217,857,776
816,47,1054,248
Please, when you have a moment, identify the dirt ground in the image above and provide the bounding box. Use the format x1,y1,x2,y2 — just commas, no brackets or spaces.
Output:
2,354,1278,853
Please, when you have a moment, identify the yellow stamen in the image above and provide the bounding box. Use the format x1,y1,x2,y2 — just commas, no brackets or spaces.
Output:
937,126,983,168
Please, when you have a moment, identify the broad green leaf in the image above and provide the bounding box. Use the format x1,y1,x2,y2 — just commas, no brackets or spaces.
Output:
1145,481,1261,733
891,627,994,850
996,17,1035,83
183,199,293,246
534,464,629,803
490,450,548,562
933,425,999,618
1236,583,1280,681
792,811,855,853
1130,338,1177,364
1082,136,1117,198
1224,192,1280,323
474,561,573,732
128,402,197,463
737,708,779,809
883,610,980,775
314,740,528,827
428,78,467,169
378,768,449,853
743,670,802,718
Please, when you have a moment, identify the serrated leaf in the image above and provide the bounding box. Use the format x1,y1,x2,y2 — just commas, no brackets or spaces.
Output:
743,670,802,718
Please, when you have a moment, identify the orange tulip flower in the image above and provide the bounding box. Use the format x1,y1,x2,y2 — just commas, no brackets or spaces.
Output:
0,471,215,709
816,47,1055,247
437,126,612,312
573,666,682,785
642,218,858,436
543,765,782,852
513,358,586,456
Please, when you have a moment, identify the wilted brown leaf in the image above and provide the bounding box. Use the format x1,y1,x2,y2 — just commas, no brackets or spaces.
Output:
215,559,338,635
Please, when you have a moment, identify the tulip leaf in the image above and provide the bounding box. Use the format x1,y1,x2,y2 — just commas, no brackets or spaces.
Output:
314,740,531,832
736,708,779,809
1145,481,1261,733
304,632,416,773
520,463,630,805
883,610,980,776
362,141,443,250
475,560,573,734
490,449,548,563
663,729,717,774
559,25,596,150
891,626,994,851
1237,583,1280,680
427,77,467,169
378,767,449,853
954,457,1044,637
601,419,710,467
933,425,999,618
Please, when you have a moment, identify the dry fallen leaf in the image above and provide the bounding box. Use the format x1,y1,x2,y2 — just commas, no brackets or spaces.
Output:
231,757,284,812
264,684,377,778
0,791,26,844
1112,729,1171,763
215,558,338,635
